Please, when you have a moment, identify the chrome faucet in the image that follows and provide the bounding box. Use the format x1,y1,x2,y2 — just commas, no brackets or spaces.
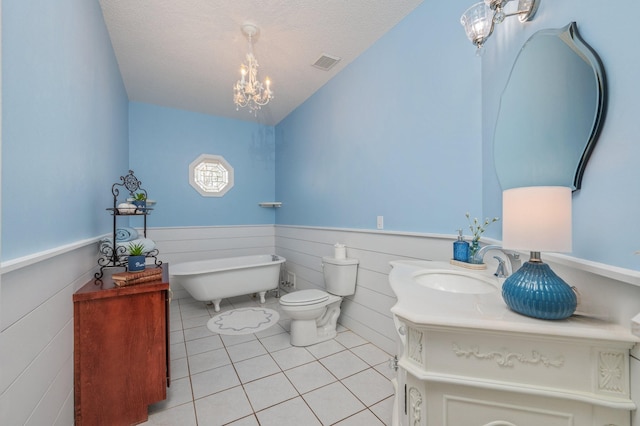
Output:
493,256,507,278
473,244,501,263
473,244,521,277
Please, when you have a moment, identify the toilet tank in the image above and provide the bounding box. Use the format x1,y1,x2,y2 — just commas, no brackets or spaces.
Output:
322,256,359,296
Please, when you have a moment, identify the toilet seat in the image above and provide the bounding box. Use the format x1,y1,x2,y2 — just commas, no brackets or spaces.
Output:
280,289,329,306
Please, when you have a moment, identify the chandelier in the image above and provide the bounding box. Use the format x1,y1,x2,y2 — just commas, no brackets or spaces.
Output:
233,24,273,113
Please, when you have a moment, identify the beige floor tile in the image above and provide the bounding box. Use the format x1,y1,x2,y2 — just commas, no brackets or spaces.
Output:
270,346,315,371
303,381,365,425
341,369,394,406
255,397,322,426
284,361,336,394
334,409,385,425
234,354,281,383
194,386,253,426
191,364,240,399
188,347,231,375
319,349,369,380
350,343,391,366
243,372,298,412
148,296,395,425
334,330,368,348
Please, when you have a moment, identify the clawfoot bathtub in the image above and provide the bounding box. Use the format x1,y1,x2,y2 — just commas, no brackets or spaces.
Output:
170,254,285,311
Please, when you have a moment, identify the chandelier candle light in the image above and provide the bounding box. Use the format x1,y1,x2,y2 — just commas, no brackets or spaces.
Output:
233,24,273,114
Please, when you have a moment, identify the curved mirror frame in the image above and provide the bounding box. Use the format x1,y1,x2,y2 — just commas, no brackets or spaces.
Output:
494,22,606,191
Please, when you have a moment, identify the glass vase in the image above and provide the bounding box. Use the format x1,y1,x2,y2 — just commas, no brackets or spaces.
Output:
468,240,481,263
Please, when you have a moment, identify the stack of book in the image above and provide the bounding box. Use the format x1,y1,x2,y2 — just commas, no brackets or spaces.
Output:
112,267,163,287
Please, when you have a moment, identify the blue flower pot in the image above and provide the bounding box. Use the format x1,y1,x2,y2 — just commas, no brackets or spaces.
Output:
128,255,146,272
132,200,147,213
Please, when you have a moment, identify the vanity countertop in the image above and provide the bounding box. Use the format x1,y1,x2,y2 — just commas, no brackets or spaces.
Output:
389,260,639,345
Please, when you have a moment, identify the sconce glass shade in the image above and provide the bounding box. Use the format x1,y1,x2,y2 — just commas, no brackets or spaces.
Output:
460,2,494,48
501,186,576,320
461,0,539,51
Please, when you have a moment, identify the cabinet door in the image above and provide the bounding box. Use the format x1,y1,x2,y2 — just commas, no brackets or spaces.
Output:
404,373,427,426
428,383,628,426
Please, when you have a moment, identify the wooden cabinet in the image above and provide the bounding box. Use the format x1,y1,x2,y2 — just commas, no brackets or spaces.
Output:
74,266,170,425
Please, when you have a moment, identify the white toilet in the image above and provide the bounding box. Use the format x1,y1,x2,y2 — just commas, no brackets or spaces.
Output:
279,256,359,347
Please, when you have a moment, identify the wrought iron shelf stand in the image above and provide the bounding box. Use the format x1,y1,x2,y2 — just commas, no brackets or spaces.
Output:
95,170,162,280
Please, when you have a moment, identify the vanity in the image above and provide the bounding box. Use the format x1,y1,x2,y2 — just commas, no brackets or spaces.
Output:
389,260,639,425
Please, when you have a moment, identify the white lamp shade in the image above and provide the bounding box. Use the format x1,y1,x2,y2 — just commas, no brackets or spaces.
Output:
502,186,572,253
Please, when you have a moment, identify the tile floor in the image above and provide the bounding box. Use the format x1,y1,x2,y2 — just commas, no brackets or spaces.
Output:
142,292,397,426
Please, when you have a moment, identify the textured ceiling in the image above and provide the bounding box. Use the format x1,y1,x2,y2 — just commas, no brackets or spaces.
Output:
99,0,424,125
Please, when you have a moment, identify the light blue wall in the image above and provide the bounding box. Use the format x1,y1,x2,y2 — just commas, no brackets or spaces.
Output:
1,0,129,261
128,102,276,227
4,0,638,272
482,0,640,269
275,2,485,234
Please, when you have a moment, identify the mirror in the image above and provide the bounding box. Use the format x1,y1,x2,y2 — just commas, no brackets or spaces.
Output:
493,22,606,191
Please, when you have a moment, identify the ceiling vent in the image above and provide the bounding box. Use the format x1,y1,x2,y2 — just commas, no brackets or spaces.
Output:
312,54,341,71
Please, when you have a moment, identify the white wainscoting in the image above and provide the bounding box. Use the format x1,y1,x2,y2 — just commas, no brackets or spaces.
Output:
2,225,637,425
275,225,455,355
0,225,275,425
274,225,640,358
0,243,97,426
147,225,277,300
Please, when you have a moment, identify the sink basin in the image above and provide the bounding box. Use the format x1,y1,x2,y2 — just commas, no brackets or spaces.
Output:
413,270,498,294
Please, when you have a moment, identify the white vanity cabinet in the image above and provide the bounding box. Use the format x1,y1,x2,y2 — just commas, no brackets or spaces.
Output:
395,318,635,425
389,260,639,426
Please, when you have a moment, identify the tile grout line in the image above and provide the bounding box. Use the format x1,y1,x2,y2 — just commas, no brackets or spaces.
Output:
158,296,395,425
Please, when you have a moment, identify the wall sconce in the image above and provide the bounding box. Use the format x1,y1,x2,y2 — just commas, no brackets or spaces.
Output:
460,0,539,53
501,186,577,320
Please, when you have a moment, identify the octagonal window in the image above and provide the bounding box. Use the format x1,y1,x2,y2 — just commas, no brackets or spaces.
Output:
189,154,234,197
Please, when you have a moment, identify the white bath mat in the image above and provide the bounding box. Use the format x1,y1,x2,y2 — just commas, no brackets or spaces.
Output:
207,307,280,336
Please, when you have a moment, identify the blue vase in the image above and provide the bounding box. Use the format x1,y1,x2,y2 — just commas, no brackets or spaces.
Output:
468,240,481,263
502,260,576,320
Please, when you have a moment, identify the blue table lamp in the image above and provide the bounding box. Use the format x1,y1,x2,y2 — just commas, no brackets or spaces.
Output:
501,186,577,320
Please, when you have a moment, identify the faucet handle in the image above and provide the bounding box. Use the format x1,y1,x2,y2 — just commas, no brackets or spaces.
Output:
493,256,507,278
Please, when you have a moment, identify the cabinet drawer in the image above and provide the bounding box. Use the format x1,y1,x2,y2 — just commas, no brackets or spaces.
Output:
401,324,632,405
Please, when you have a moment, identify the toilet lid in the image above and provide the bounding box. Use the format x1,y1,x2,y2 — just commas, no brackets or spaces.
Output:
280,289,329,306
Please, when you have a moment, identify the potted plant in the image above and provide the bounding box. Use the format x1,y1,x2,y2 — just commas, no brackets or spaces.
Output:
127,242,146,272
132,192,147,213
